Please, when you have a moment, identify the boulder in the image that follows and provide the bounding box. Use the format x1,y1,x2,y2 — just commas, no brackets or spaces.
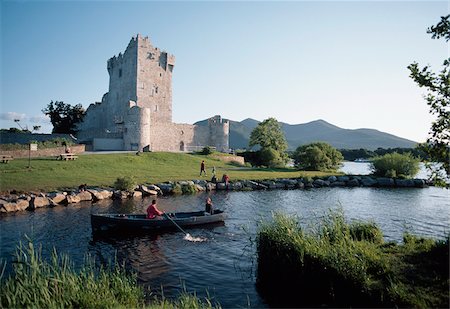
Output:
313,179,330,187
66,194,81,204
413,179,427,188
48,193,67,204
30,197,50,209
248,181,267,190
132,191,143,198
77,191,92,201
395,179,415,188
195,184,206,191
113,190,130,199
139,185,159,196
1,201,29,212
337,176,350,182
328,176,338,183
232,182,243,190
205,183,216,191
330,181,346,187
275,182,285,189
156,183,173,194
347,179,360,187
147,185,163,195
89,189,113,201
216,183,227,190
377,178,395,187
297,182,305,189
361,177,378,187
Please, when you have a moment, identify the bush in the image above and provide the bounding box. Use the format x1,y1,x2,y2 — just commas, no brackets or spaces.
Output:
200,146,213,155
371,152,420,178
113,176,136,191
293,142,343,171
260,147,285,168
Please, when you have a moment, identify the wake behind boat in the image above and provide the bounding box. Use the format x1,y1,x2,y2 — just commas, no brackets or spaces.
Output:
91,210,225,233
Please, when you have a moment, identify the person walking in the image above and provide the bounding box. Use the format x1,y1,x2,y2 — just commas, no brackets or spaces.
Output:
200,160,207,176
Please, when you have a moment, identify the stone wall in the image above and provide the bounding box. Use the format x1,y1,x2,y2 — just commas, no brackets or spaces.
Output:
0,132,76,145
0,144,85,158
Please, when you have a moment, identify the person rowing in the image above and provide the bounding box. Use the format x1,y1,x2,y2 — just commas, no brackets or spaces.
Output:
146,199,165,219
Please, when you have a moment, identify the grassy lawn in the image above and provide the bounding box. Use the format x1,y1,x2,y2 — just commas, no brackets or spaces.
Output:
0,152,338,192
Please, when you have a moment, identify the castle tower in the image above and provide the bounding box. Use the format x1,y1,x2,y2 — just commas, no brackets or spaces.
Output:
208,115,230,152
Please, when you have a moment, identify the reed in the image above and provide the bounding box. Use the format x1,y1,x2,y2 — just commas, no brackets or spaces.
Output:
0,240,220,308
256,211,449,308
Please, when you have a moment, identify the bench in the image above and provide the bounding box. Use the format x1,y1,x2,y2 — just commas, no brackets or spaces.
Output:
1,155,13,163
57,153,79,161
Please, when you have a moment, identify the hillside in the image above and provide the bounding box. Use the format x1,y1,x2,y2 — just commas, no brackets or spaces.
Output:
195,118,418,150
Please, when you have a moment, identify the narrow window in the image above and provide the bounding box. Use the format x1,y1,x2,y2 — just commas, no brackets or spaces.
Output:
155,105,158,112
119,69,122,77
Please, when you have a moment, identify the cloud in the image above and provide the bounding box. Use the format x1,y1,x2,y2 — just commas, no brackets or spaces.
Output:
0,112,26,121
29,115,50,124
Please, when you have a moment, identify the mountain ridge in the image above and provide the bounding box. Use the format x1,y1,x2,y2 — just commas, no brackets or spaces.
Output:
194,118,418,150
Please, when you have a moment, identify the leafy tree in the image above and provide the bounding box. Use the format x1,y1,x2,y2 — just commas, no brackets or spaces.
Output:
249,117,288,166
371,152,420,179
408,15,449,181
42,101,86,134
293,142,343,171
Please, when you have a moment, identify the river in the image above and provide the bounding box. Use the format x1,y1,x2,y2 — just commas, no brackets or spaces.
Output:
1,163,449,307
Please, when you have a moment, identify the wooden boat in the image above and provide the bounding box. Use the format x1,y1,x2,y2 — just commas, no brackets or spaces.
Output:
91,210,225,233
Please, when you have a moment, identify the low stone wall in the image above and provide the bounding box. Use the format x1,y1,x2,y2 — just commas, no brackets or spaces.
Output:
0,144,85,158
0,175,432,214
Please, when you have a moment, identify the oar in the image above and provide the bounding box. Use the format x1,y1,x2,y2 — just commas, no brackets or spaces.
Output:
164,213,189,235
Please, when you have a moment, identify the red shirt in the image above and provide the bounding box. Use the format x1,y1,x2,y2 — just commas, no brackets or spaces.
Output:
146,203,163,219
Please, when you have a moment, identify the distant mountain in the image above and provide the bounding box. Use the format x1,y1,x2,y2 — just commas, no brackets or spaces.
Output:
194,118,418,150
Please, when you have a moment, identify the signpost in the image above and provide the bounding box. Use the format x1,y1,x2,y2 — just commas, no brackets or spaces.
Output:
29,143,37,168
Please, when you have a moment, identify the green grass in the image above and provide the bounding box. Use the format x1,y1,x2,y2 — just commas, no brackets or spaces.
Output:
0,239,220,308
256,211,449,308
0,152,337,192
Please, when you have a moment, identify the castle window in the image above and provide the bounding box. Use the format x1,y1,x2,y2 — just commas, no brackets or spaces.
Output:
119,69,122,77
155,105,158,112
155,87,158,94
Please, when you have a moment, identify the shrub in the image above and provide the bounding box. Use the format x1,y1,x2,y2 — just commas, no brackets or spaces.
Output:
113,176,136,191
259,147,285,168
293,142,343,171
201,146,213,155
349,221,384,244
371,152,420,178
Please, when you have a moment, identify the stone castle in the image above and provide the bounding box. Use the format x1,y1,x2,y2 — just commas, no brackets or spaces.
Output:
77,34,229,152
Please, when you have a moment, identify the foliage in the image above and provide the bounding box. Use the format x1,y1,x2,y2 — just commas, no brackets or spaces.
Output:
338,147,426,161
42,101,86,135
256,211,449,308
0,240,144,308
259,147,285,168
249,118,288,167
0,138,75,151
0,128,31,134
370,152,420,178
293,142,343,171
408,15,450,181
200,146,213,155
113,176,136,192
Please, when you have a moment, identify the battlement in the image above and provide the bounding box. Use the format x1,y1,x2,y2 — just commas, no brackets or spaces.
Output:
208,115,229,125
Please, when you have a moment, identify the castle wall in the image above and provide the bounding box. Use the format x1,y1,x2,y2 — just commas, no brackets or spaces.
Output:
136,35,174,124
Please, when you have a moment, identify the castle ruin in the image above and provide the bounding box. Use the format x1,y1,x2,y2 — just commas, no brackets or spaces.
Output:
77,34,229,152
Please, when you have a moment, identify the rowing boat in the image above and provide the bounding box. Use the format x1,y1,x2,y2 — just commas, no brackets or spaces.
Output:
91,210,225,233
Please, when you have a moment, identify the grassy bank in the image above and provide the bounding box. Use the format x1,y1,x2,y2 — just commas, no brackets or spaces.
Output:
0,152,336,192
256,212,449,308
0,240,219,308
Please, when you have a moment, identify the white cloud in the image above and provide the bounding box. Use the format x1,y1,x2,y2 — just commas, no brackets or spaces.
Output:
29,115,50,123
0,112,26,121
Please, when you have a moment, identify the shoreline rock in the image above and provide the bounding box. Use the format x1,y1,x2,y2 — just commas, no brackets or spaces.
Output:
0,175,433,214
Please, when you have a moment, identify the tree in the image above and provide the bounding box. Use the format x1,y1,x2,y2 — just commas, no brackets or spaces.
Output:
408,15,450,181
371,152,420,179
293,142,343,171
42,101,86,134
249,117,288,167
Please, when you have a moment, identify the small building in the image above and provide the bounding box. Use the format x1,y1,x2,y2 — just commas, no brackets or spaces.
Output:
77,34,229,152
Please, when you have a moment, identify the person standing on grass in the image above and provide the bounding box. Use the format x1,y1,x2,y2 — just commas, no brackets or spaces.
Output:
200,160,207,176
146,199,164,219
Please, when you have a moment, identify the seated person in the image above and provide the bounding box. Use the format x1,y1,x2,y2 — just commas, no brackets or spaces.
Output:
146,199,164,219
205,197,214,215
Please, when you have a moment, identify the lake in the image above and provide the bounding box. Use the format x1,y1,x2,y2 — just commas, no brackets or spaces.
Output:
1,163,449,307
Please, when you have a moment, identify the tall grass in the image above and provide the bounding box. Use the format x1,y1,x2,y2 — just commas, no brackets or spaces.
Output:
256,211,449,308
0,240,221,308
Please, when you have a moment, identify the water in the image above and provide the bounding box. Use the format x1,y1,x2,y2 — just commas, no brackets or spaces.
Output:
1,164,449,308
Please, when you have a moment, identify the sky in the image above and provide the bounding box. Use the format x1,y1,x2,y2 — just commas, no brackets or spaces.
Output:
1,1,448,143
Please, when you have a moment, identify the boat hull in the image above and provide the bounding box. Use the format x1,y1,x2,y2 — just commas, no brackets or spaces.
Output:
91,210,225,233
